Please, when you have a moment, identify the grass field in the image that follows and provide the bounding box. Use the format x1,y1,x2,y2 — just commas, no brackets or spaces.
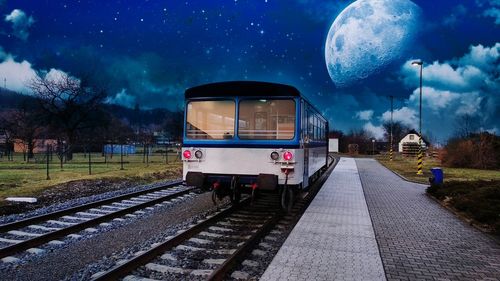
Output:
0,152,182,201
377,154,500,184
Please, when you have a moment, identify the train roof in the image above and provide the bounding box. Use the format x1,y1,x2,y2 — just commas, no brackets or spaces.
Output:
185,81,301,98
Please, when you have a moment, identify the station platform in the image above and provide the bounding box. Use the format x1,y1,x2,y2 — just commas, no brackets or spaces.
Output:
261,157,500,281
261,157,386,280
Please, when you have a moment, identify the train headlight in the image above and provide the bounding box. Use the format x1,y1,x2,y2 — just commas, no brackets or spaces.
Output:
283,151,293,161
183,150,192,159
270,151,280,161
194,150,203,159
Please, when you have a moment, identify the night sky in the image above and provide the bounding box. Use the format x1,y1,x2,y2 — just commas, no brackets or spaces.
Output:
0,0,498,142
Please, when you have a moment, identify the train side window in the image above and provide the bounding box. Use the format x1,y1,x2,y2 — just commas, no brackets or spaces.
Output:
308,110,314,139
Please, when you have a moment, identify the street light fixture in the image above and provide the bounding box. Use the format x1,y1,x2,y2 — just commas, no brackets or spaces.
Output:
372,139,375,156
412,60,424,175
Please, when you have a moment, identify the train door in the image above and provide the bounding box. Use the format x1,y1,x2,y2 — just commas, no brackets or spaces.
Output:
302,100,309,188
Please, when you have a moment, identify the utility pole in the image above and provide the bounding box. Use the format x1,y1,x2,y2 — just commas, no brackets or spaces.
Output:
390,95,394,161
412,60,424,175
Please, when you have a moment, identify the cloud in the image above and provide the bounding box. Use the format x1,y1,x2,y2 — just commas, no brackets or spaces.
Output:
5,9,35,41
484,7,500,24
0,52,73,93
381,107,418,128
409,87,460,111
105,88,137,109
394,42,500,140
0,55,37,93
363,122,384,139
0,46,7,60
442,4,467,27
457,43,500,72
401,60,487,93
355,110,374,121
104,54,185,110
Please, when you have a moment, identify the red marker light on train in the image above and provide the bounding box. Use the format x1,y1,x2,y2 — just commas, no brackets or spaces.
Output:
283,151,293,161
183,150,192,159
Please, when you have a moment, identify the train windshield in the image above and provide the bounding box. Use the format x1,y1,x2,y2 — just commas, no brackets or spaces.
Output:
186,100,235,139
238,99,295,140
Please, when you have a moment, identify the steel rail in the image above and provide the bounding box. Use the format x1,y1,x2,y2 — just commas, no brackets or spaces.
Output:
92,197,250,281
0,184,193,259
92,157,338,281
0,180,182,233
208,207,282,280
209,156,336,280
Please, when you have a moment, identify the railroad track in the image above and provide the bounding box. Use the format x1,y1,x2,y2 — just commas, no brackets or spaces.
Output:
0,180,197,260
90,194,281,281
91,159,336,281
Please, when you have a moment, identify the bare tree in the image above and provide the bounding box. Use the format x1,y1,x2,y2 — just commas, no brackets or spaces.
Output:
0,111,15,161
340,129,372,154
162,109,184,143
28,71,106,161
382,121,409,144
454,114,481,139
0,102,44,162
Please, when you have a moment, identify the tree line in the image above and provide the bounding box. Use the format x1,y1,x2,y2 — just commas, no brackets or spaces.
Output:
0,71,183,164
329,121,411,154
330,114,499,169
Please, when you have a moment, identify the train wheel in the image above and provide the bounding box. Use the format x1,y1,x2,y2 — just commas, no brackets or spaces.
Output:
251,188,257,204
230,189,241,204
229,176,241,205
211,190,218,207
281,185,294,212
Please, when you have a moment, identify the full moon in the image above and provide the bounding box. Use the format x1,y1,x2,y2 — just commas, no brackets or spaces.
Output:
325,0,421,87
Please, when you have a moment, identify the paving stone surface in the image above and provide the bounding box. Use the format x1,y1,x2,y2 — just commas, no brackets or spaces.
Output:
260,158,386,281
356,158,500,281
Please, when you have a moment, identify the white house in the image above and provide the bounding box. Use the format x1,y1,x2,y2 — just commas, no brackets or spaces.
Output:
398,129,428,152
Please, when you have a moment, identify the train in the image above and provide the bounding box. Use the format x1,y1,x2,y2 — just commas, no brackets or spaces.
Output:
181,81,328,211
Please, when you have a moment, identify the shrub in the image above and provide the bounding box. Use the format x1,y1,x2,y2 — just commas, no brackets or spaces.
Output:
427,180,500,235
443,133,500,169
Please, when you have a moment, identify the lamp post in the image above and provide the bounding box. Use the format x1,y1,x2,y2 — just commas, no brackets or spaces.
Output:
389,95,394,161
372,139,375,156
412,60,424,175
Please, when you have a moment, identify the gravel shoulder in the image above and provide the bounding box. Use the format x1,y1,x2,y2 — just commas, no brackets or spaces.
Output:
0,167,182,217
0,177,181,225
0,191,222,281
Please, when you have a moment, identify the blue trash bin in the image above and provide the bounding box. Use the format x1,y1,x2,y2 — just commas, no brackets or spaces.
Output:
430,168,443,185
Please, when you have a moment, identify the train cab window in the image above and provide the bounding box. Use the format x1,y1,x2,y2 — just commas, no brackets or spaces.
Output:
186,100,235,139
238,99,295,140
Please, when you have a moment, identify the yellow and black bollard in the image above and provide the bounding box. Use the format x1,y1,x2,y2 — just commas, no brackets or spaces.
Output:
417,138,423,175
389,147,393,161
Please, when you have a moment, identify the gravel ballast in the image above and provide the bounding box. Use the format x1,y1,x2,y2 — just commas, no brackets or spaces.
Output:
0,191,224,281
0,179,181,225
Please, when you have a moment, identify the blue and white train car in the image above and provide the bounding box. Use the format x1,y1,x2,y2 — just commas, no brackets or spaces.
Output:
181,81,328,211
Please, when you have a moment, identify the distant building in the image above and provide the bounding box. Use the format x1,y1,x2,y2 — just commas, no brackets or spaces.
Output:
328,138,339,153
399,130,429,155
103,144,136,154
13,139,58,153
